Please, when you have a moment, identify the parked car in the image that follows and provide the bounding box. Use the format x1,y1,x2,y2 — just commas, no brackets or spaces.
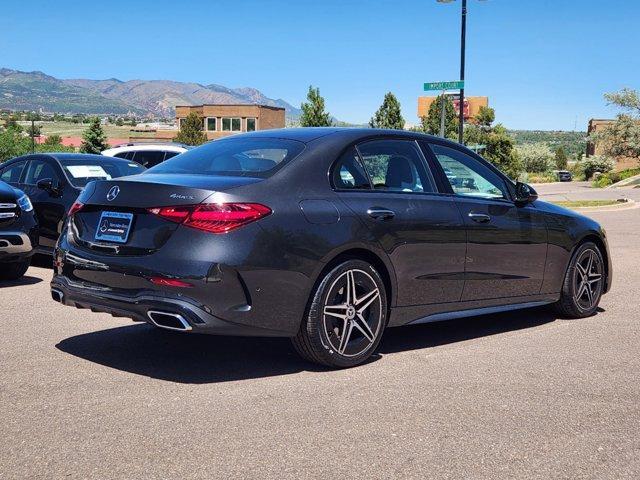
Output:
556,170,573,182
0,179,38,280
0,154,145,255
101,143,190,168
50,129,612,368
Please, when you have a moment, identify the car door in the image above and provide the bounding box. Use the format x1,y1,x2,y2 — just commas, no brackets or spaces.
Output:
22,157,69,250
333,139,467,307
425,142,547,301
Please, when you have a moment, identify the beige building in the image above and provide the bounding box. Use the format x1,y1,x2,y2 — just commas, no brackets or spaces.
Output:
587,118,637,171
140,104,286,142
176,104,285,140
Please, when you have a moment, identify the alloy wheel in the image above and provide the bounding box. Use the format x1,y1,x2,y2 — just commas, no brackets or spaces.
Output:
321,269,383,357
573,248,603,311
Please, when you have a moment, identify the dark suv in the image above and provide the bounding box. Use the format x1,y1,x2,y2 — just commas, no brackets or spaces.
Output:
0,179,38,280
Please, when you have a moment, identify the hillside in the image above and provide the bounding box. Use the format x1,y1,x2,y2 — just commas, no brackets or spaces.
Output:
0,68,137,115
0,68,301,120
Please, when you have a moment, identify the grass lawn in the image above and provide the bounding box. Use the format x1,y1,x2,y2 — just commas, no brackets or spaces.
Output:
552,199,624,208
18,121,150,139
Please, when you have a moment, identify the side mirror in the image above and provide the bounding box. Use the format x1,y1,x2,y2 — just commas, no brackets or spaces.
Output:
36,178,61,196
514,182,538,205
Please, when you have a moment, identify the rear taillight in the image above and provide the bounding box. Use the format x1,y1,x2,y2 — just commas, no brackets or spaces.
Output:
148,203,271,234
68,200,84,217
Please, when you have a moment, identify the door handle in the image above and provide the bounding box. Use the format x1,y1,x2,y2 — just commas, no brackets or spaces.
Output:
367,208,395,220
468,212,491,223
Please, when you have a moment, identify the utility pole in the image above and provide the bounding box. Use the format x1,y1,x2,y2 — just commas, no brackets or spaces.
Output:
30,118,35,153
458,0,467,144
439,91,446,137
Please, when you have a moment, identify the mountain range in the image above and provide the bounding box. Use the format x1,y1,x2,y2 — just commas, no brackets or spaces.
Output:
0,68,301,120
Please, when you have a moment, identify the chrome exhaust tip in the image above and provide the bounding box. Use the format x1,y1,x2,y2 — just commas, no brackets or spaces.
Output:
147,310,192,332
51,288,64,303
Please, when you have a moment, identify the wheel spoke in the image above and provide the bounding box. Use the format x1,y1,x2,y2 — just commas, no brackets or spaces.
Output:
323,304,348,320
345,270,356,305
585,283,594,307
587,273,602,285
586,251,594,276
353,313,375,343
356,288,380,314
338,322,354,354
575,262,587,280
575,283,587,301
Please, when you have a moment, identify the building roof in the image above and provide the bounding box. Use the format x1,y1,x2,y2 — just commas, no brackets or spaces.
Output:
174,104,285,111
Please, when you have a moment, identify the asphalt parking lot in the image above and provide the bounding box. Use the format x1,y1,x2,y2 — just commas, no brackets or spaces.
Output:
1,186,639,479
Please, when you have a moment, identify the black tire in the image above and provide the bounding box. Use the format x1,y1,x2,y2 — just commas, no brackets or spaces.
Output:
554,242,605,318
292,259,388,368
0,259,30,281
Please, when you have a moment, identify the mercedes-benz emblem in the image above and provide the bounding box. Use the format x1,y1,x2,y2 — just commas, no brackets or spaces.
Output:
106,186,120,201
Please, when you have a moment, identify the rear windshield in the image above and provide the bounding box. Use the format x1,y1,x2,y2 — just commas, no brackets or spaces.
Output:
60,158,146,187
146,138,305,177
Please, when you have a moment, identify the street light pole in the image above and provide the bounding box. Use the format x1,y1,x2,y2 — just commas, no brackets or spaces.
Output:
458,0,466,144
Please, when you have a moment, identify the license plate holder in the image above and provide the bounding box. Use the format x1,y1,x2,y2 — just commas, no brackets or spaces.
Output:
95,211,134,244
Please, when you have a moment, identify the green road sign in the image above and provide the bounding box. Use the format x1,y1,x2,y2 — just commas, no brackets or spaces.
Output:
423,81,464,91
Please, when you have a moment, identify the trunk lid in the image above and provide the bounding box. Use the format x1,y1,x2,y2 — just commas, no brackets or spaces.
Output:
72,175,262,254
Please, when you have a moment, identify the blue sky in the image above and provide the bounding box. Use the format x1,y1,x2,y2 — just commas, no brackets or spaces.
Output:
1,0,638,130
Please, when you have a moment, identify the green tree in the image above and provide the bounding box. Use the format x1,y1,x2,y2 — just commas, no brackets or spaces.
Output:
300,86,332,127
369,92,405,130
590,88,640,164
0,126,30,162
173,112,207,146
464,107,522,179
25,123,41,137
43,134,63,146
420,94,458,139
80,117,109,154
474,106,495,131
554,146,568,170
115,118,124,127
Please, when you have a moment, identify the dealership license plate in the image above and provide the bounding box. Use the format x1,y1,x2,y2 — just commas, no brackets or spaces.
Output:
95,211,134,244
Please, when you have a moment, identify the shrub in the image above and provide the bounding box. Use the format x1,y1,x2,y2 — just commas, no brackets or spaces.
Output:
582,155,614,179
516,143,553,173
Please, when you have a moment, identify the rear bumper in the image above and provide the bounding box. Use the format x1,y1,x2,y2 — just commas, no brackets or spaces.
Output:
51,275,294,337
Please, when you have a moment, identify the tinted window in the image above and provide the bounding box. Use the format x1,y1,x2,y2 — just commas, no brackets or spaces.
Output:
357,140,435,193
113,152,128,159
147,138,305,177
206,118,217,131
430,144,507,199
246,118,256,132
332,148,371,190
164,151,180,161
24,160,59,185
132,150,165,168
59,158,145,187
0,161,26,184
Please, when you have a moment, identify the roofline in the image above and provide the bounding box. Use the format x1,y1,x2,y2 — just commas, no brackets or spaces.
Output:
174,104,286,111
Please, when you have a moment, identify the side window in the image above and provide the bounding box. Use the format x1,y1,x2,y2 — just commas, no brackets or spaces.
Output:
1,161,26,184
163,151,179,161
113,152,128,159
357,140,435,193
331,148,371,190
24,160,59,185
430,144,507,199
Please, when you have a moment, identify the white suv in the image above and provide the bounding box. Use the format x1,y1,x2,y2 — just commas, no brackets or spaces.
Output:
101,143,190,168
